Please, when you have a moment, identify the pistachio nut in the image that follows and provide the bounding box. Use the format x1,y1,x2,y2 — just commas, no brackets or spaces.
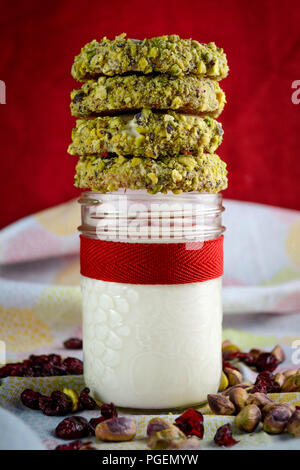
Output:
271,345,285,363
274,373,285,388
229,387,249,412
207,394,235,415
218,371,229,392
263,405,293,434
246,392,273,409
147,425,186,450
286,410,300,437
147,418,172,437
281,374,300,392
262,402,295,419
224,367,243,386
249,348,263,361
235,404,261,432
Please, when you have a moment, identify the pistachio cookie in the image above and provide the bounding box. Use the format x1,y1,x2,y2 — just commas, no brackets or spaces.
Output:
71,34,229,81
68,110,223,159
75,153,228,194
71,75,225,118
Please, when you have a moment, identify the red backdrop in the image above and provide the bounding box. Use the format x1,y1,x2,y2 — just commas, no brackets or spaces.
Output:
1,0,300,228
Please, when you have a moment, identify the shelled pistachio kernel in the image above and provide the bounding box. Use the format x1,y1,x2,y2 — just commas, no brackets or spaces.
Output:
263,405,294,434
224,367,243,386
207,394,235,415
286,410,300,437
235,404,261,432
218,371,229,392
249,349,263,361
222,342,241,354
281,373,300,392
262,402,295,418
147,418,172,437
229,387,248,412
274,373,285,388
246,392,273,409
147,425,186,450
95,417,136,441
283,369,297,379
168,437,202,449
63,388,79,412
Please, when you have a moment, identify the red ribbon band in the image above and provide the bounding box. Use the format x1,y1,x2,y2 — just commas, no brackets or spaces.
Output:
80,235,223,285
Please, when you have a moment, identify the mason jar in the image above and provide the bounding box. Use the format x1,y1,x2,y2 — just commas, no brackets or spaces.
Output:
79,190,225,409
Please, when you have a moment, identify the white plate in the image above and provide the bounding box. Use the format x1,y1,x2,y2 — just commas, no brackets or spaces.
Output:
0,407,45,450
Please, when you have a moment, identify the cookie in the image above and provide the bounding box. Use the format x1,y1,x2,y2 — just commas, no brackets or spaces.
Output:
75,153,228,194
71,74,225,118
68,110,223,159
71,33,228,81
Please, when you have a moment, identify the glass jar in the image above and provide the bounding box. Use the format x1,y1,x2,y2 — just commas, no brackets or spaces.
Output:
79,190,225,409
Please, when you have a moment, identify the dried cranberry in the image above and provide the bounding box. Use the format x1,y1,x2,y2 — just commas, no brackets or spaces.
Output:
56,416,89,440
51,391,73,415
21,389,41,410
88,417,106,435
39,391,72,416
0,363,25,378
39,396,59,416
55,439,86,450
47,354,62,366
62,357,83,375
251,371,281,394
222,351,255,367
100,402,117,420
79,388,97,410
39,364,66,377
28,354,50,365
222,350,236,361
235,352,255,367
0,354,82,377
63,338,83,350
256,353,278,372
214,424,239,447
0,365,12,378
174,408,204,439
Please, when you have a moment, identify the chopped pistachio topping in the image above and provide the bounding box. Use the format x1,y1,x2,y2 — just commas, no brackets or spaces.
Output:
75,153,228,194
68,110,223,159
71,33,229,81
70,75,225,118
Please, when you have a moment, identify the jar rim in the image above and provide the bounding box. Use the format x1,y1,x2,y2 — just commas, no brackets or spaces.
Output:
78,190,225,243
79,189,223,205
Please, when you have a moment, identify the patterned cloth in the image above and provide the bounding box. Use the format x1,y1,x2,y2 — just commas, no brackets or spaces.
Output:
0,197,300,449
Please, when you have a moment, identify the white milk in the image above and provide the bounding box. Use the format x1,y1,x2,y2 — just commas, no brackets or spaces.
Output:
82,275,222,409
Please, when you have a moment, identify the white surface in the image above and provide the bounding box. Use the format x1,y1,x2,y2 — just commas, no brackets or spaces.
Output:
0,407,45,450
82,275,223,409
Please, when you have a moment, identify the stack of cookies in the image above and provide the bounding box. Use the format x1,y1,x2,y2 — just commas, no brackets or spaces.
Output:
69,33,228,194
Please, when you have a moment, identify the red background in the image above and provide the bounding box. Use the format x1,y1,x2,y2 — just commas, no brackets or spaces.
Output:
1,0,300,228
